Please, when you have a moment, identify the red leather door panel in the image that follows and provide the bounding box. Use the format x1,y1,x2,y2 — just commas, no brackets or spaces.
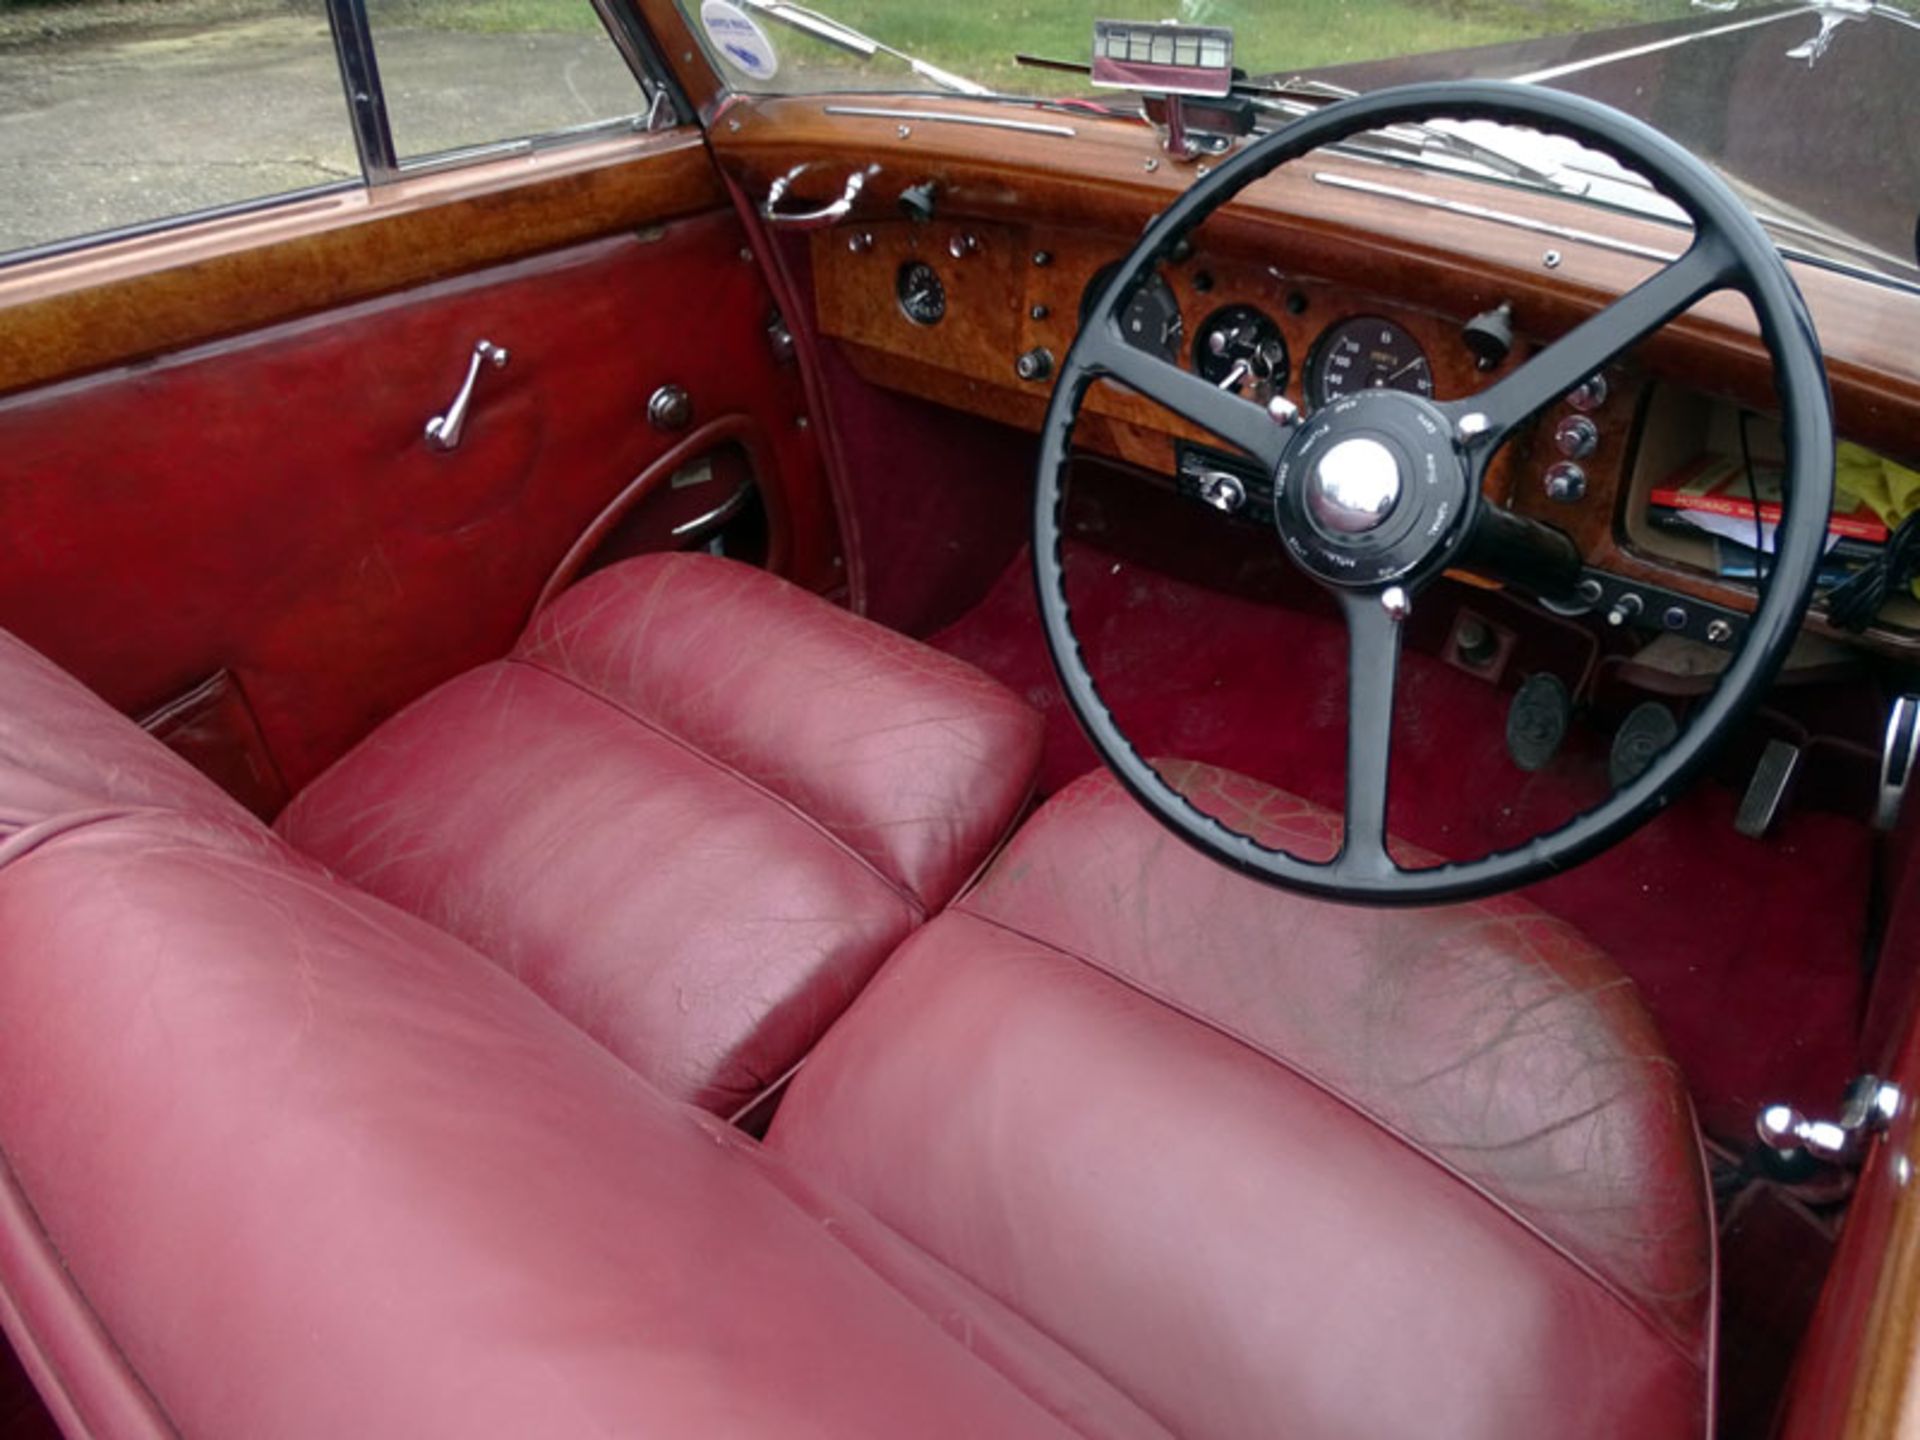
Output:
0,210,840,795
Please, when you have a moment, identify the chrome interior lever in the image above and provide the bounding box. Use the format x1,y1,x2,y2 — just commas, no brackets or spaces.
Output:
425,339,509,452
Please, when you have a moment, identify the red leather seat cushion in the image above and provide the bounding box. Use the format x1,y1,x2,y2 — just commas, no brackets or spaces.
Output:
277,554,1042,1113
767,763,1715,1439
0,807,1165,1440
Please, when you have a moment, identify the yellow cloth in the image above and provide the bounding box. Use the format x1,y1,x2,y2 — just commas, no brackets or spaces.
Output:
1835,442,1920,598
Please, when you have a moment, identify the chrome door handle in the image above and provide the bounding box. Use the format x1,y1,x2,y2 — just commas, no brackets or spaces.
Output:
761,163,877,229
425,339,509,451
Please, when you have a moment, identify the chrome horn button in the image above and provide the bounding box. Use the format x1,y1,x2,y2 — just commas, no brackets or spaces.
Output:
1306,436,1402,534
1270,390,1471,589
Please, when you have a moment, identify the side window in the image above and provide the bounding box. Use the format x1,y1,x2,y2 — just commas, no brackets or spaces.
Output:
365,1,652,163
0,0,670,264
0,1,359,258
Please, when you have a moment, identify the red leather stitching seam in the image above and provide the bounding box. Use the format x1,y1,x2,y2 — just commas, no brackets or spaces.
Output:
955,903,1710,1374
507,656,929,921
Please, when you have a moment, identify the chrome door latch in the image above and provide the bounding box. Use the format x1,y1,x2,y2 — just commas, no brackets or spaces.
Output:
1758,1074,1903,1167
425,339,509,451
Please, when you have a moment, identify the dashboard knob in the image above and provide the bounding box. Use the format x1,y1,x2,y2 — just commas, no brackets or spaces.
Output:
1543,462,1587,503
1554,415,1599,460
1015,347,1055,383
1462,300,1515,370
1606,592,1644,628
1565,374,1609,412
897,180,937,223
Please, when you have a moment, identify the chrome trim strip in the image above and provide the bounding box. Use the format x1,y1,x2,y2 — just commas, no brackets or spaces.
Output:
584,0,691,125
822,105,1076,137
1312,171,1680,264
323,0,398,184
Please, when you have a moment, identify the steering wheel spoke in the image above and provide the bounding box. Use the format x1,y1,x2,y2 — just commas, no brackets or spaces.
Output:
1332,591,1405,882
1084,325,1292,471
1450,233,1740,454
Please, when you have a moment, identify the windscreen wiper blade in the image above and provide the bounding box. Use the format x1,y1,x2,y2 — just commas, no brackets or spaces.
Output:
1237,78,1580,192
741,0,989,94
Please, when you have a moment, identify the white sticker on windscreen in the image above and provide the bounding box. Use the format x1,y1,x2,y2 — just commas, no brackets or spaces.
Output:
701,0,780,81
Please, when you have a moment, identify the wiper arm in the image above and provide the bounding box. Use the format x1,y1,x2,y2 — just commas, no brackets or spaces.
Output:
1237,78,1579,193
739,0,989,95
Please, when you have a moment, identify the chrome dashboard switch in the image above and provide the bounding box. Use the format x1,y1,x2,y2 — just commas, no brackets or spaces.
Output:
1553,415,1599,459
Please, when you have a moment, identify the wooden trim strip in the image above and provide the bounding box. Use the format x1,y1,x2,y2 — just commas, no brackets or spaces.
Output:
0,130,724,399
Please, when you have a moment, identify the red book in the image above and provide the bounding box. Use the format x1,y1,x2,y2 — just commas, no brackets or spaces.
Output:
1649,453,1888,543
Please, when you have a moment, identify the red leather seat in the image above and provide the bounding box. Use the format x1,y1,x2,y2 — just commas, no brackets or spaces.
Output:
766,762,1715,1439
0,639,1152,1439
0,619,1713,1438
276,553,1043,1115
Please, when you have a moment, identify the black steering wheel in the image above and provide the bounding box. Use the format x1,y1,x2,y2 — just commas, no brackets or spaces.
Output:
1035,81,1834,905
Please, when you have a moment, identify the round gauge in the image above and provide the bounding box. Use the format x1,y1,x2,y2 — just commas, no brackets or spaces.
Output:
1080,263,1184,363
896,260,946,327
1192,304,1290,394
1305,316,1435,408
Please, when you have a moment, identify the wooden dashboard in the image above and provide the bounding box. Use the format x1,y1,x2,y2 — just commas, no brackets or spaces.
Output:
716,94,1920,657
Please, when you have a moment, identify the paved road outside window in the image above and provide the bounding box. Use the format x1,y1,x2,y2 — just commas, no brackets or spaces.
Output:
0,2,646,256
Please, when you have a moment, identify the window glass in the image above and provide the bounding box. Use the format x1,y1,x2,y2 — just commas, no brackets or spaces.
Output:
365,0,649,162
0,0,359,257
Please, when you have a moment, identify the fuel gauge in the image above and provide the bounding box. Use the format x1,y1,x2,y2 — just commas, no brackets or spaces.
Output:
896,260,946,326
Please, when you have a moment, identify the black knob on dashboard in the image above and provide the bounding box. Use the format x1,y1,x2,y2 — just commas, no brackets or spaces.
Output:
898,180,938,223
1462,301,1515,370
1015,347,1055,383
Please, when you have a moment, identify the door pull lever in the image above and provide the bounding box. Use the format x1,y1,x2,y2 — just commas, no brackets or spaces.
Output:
425,339,509,451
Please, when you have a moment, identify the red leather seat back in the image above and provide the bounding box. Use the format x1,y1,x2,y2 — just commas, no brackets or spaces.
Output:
0,630,243,832
767,764,1714,1439
510,553,1040,907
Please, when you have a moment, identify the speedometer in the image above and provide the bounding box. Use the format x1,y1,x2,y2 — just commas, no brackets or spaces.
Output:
1305,317,1434,408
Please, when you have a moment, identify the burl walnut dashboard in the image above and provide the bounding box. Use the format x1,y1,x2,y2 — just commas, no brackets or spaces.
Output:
810,213,1918,658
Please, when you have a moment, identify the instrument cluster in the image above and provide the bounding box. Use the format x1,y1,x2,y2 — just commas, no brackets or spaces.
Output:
811,220,1528,496
1077,262,1438,412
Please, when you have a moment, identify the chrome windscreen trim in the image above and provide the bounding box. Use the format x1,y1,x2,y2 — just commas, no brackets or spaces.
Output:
1312,170,1680,264
822,105,1076,137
